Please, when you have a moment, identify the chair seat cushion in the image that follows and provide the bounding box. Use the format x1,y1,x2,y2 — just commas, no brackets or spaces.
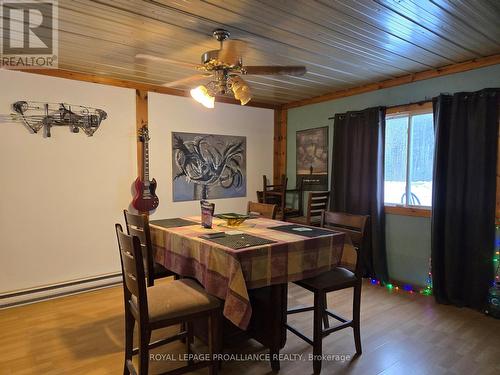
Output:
132,279,220,322
295,267,356,291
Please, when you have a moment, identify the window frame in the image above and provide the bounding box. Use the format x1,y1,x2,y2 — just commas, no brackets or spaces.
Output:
384,101,433,217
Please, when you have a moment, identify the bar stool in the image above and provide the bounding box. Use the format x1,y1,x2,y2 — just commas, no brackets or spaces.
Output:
247,201,277,219
124,210,177,286
286,211,369,374
115,224,222,375
286,191,330,226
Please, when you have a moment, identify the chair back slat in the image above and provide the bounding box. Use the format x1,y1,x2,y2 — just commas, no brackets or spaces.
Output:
306,191,330,221
247,201,277,219
322,224,364,247
262,175,287,216
123,210,147,228
322,211,367,230
309,209,326,216
115,224,147,300
320,211,369,276
123,210,155,286
127,226,151,274
127,225,147,245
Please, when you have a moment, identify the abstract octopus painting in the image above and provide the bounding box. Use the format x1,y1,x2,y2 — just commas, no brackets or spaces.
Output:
172,132,247,201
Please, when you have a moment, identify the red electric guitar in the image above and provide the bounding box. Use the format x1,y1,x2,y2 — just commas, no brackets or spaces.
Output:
132,126,159,212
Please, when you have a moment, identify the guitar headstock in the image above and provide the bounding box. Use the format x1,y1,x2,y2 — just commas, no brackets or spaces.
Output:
138,125,150,143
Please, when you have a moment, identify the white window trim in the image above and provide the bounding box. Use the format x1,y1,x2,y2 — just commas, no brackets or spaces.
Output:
385,102,433,212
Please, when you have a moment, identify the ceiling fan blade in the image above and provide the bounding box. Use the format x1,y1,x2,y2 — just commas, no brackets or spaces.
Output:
243,65,307,76
135,54,200,69
162,74,212,88
218,40,248,65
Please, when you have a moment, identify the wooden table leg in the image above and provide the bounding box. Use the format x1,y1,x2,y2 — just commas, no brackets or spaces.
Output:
272,283,288,371
247,283,287,371
270,348,280,372
194,283,288,372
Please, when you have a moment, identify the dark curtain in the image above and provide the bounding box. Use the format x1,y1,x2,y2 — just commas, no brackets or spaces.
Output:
331,107,388,282
432,88,499,310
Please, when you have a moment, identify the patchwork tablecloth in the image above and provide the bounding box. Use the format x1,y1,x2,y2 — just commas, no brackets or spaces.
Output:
150,216,344,330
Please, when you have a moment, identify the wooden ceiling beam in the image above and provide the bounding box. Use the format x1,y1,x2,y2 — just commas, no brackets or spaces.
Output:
283,54,500,109
17,68,280,110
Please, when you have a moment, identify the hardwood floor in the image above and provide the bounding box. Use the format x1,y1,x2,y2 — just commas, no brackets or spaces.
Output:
1,279,499,375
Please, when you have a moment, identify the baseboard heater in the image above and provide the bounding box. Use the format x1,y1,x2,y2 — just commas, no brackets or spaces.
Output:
0,272,122,309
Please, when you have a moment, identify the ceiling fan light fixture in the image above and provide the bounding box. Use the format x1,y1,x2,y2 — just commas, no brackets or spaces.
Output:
231,77,252,105
236,88,252,105
190,85,215,109
141,29,307,104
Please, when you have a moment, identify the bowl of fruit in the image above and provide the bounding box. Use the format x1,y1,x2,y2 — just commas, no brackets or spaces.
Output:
215,213,250,227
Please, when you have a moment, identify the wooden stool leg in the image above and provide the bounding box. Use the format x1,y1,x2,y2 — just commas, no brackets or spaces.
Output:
216,311,223,371
313,291,324,374
208,311,220,375
353,282,362,355
123,312,134,375
186,321,194,366
138,326,150,375
180,322,187,344
322,293,330,330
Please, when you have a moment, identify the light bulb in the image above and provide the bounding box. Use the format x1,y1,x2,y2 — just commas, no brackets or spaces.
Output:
238,88,252,105
190,86,215,109
235,85,252,105
231,78,252,105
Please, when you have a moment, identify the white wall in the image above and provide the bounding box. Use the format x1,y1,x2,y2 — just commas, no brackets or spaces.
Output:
148,93,274,219
0,73,274,294
0,70,136,293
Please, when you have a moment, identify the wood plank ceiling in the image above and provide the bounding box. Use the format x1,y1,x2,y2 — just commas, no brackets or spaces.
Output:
31,0,500,105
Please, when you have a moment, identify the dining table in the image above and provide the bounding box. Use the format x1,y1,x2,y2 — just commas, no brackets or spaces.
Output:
150,215,345,371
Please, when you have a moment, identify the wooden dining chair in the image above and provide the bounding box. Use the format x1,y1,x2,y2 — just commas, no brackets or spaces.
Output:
261,175,301,220
247,201,277,219
124,210,176,286
287,191,330,226
286,211,369,374
261,175,287,217
115,224,222,375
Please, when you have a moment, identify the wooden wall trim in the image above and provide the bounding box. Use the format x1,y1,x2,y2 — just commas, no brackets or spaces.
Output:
386,101,433,116
385,205,431,218
273,108,287,184
135,90,148,181
283,54,500,109
18,68,280,110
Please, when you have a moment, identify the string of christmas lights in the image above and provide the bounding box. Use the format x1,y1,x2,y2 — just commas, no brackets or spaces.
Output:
420,257,433,296
369,223,499,314
485,223,500,317
369,257,433,296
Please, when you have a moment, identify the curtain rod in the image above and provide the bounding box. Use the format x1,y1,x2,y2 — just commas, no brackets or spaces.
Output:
327,98,432,120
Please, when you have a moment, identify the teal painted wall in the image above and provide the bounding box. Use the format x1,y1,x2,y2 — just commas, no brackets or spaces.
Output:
385,214,431,286
287,64,500,286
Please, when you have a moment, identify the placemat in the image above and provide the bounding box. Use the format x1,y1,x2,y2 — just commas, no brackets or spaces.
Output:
270,224,336,238
203,233,276,249
150,218,197,229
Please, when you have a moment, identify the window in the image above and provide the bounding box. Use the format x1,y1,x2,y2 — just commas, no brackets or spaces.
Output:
384,103,434,208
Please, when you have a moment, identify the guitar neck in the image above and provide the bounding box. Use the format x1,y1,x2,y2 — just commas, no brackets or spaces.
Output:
143,139,150,182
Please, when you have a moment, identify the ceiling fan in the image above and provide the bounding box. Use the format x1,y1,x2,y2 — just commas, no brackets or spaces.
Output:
136,29,307,108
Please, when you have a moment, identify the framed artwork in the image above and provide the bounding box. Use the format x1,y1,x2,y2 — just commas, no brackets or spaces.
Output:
172,132,247,201
296,126,329,191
